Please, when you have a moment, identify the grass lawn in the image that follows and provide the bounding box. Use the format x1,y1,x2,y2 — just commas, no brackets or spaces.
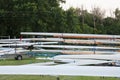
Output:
0,58,49,65
0,75,119,80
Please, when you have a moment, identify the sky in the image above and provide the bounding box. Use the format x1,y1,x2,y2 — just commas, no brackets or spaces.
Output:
60,0,120,17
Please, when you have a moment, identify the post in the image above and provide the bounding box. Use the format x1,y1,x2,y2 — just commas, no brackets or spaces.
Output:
56,76,60,80
93,14,96,54
14,42,17,56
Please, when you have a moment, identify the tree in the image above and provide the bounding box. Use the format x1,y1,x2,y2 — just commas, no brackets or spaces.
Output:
65,7,81,33
75,8,94,33
91,7,105,34
114,8,120,21
0,0,66,37
103,17,116,34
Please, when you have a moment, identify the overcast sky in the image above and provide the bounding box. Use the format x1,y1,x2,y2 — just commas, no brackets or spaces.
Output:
60,0,120,17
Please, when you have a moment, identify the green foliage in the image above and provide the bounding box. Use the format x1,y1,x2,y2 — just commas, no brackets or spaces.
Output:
65,7,81,33
0,0,120,37
82,24,94,34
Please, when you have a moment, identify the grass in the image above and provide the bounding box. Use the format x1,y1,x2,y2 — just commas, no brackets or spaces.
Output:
0,75,119,80
0,58,49,65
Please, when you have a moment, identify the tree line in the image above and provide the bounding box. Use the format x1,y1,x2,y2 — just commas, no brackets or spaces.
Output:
0,0,120,38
